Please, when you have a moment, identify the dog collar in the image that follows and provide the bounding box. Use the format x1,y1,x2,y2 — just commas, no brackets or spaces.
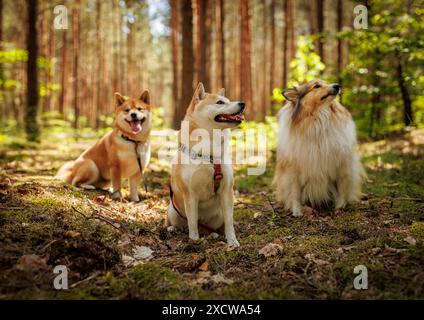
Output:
178,143,222,164
118,131,144,145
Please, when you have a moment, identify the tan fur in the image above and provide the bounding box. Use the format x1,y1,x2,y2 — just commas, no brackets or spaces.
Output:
273,79,364,216
167,83,244,247
55,91,152,202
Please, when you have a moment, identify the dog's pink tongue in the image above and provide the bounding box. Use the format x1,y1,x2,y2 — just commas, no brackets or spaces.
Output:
130,121,142,133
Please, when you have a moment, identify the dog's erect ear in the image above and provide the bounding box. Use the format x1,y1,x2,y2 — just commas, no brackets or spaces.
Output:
115,93,126,106
282,88,299,102
194,82,206,103
217,88,226,96
140,90,150,105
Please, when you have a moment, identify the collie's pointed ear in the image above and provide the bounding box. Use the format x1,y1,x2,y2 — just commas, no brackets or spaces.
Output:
115,92,126,107
193,82,206,103
282,88,299,102
217,88,225,96
140,90,150,105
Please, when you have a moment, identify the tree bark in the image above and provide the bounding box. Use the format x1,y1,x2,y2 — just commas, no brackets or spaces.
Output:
26,0,40,142
195,0,211,91
72,0,80,130
316,0,324,62
215,0,225,91
283,0,294,88
59,29,67,115
174,0,194,129
171,0,180,119
396,55,413,126
239,0,252,119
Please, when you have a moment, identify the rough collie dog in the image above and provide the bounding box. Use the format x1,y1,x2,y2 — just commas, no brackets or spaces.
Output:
56,91,152,202
166,83,245,247
273,79,364,217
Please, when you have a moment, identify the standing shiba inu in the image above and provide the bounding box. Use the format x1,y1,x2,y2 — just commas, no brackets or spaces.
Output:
273,79,364,217
56,91,152,202
167,83,245,247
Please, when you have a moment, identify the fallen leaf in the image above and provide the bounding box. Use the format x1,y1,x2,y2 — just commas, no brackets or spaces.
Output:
259,243,283,257
132,246,154,261
404,236,417,246
198,261,209,271
16,254,47,271
65,230,81,238
304,253,329,266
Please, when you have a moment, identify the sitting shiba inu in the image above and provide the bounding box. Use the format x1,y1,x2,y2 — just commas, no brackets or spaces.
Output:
56,91,152,202
273,79,364,217
167,83,245,247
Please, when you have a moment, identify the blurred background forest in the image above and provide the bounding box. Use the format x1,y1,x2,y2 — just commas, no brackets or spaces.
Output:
0,0,422,143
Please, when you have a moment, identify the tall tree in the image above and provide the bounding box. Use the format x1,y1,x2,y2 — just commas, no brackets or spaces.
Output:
171,0,180,118
396,52,413,126
173,0,194,129
94,0,102,128
239,0,252,119
336,0,343,84
195,0,211,91
26,0,40,142
283,0,294,88
59,29,67,115
316,0,324,62
72,0,80,130
215,0,225,91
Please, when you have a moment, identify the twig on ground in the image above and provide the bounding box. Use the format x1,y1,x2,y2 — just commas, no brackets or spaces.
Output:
70,272,101,288
72,205,123,232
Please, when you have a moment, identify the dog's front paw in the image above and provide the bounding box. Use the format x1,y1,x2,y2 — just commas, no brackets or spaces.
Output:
292,209,304,217
227,237,240,248
111,191,122,201
189,231,200,241
130,195,140,203
167,226,177,233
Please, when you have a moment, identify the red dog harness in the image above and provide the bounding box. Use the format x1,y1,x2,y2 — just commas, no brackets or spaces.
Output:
169,144,223,233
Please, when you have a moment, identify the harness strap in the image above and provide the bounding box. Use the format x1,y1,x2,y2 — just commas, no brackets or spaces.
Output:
119,132,147,192
214,164,223,193
169,184,217,234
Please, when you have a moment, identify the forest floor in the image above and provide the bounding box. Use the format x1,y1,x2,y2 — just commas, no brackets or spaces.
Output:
0,128,424,300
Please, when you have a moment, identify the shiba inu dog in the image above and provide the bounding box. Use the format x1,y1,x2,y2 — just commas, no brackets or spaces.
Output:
56,91,152,202
167,83,245,247
273,79,364,217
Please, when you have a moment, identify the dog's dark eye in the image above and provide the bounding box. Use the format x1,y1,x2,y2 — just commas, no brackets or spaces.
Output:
125,109,130,113
137,108,142,111
314,84,321,89
216,100,225,105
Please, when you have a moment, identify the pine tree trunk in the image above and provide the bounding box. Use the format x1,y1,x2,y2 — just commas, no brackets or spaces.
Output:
59,29,67,115
26,0,40,142
215,0,225,91
195,0,211,91
283,0,294,88
72,0,80,130
171,0,180,118
174,0,194,129
316,0,324,62
239,0,252,119
336,0,343,90
396,55,413,126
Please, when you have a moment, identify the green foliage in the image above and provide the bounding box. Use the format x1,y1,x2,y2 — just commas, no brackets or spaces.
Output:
287,36,325,88
272,36,325,109
339,0,424,136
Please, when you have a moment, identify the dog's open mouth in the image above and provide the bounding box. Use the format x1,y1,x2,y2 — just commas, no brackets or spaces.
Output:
215,111,245,124
126,118,145,133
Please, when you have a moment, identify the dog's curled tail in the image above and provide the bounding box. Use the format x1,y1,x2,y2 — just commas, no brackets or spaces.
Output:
55,161,75,183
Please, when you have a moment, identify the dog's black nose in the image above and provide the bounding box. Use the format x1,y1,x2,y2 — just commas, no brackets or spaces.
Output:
332,84,342,91
238,101,246,112
131,113,138,119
